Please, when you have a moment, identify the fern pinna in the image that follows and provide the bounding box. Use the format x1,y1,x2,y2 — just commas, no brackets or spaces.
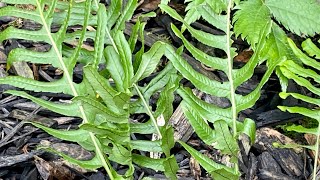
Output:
233,0,320,179
278,39,320,180
159,0,320,178
0,0,180,179
160,1,264,179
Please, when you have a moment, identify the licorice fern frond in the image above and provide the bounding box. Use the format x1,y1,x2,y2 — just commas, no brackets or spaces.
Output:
0,0,122,178
160,0,289,177
278,38,320,180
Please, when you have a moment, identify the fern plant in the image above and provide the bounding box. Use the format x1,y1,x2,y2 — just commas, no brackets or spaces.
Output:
0,0,179,179
159,0,320,178
159,1,271,179
232,0,320,178
278,39,320,180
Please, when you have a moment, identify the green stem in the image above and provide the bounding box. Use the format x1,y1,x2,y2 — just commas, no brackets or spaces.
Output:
226,0,237,137
226,0,239,174
313,122,320,180
133,83,162,139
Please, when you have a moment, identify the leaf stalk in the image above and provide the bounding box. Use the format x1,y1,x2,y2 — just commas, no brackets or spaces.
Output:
226,0,237,137
133,83,162,139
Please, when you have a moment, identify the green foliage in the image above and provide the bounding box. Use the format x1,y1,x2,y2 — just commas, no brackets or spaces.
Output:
234,0,320,179
160,0,320,178
0,0,179,179
180,141,239,179
2,0,320,179
234,0,320,46
278,38,320,180
159,0,286,177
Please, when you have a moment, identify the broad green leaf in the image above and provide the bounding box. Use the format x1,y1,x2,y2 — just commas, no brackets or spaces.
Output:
279,92,320,106
278,106,320,120
214,120,239,156
128,20,141,52
163,155,178,180
130,120,156,134
105,0,121,29
238,118,256,144
154,73,180,121
171,24,227,72
278,38,320,180
265,0,320,36
199,5,227,32
165,45,230,98
132,154,165,171
31,123,90,143
131,140,163,152
286,124,318,135
5,90,80,117
282,60,320,84
132,41,166,82
160,127,175,156
83,66,122,112
178,87,232,123
288,38,320,70
104,46,126,92
114,31,134,89
80,124,130,144
181,102,216,145
302,39,320,59
73,96,128,124
113,0,137,32
280,66,320,96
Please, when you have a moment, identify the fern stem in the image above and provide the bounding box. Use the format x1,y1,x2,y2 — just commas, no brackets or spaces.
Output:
133,83,162,139
226,0,239,174
106,28,119,54
36,1,115,179
313,122,320,180
226,0,237,137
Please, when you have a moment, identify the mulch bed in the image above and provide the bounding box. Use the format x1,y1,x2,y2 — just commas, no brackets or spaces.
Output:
0,1,316,179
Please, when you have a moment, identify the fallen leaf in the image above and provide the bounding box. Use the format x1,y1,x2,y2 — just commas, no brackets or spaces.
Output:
34,156,75,180
234,49,253,63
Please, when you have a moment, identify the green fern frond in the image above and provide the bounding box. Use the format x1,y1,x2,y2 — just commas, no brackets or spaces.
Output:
160,0,288,177
0,1,180,178
0,1,124,178
278,38,320,180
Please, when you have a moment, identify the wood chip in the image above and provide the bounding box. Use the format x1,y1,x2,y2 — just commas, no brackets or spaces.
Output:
189,156,201,180
169,89,203,142
12,61,34,79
